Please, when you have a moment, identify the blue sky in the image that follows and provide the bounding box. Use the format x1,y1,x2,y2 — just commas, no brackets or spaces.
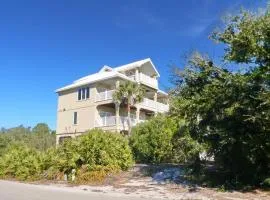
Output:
0,0,267,130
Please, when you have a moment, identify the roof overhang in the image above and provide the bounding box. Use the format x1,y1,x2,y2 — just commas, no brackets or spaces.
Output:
55,72,134,93
158,89,168,96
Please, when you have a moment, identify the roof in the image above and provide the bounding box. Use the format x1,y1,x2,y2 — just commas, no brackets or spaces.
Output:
55,71,133,92
158,89,168,96
56,58,160,93
114,58,160,77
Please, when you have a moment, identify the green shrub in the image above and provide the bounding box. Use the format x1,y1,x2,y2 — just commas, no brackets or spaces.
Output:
76,165,119,184
0,129,133,182
44,139,80,175
262,178,270,188
0,143,42,180
130,115,178,163
42,129,133,180
78,129,134,171
172,133,205,163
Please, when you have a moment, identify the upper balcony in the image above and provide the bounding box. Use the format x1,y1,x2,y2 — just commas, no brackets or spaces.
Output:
124,71,158,89
138,98,169,112
138,73,158,89
95,89,169,113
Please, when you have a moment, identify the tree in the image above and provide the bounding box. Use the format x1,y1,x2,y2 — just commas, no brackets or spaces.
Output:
130,115,178,163
32,123,55,151
113,81,145,135
171,7,270,186
32,123,50,135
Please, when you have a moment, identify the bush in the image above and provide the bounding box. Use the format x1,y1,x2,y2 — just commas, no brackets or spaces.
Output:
130,115,178,163
262,178,270,188
0,129,133,182
78,129,133,171
172,133,205,164
42,129,133,181
0,143,42,180
43,139,80,175
76,165,119,184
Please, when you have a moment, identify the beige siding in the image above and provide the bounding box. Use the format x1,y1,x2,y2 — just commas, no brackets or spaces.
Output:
57,106,96,134
56,85,97,134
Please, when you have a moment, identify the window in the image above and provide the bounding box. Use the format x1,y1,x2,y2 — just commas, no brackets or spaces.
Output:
78,87,90,100
73,112,77,125
78,89,82,100
86,87,90,99
82,88,85,99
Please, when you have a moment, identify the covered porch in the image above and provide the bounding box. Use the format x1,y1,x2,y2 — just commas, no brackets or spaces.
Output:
95,104,154,131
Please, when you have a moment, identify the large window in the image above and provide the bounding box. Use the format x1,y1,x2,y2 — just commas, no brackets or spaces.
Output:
78,87,90,100
73,112,78,125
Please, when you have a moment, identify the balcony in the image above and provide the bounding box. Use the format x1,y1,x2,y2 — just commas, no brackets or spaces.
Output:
95,90,169,112
139,98,169,112
95,115,142,128
139,73,158,88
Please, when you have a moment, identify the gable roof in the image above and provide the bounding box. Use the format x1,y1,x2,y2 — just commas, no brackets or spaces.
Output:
99,65,113,73
114,58,160,77
56,58,160,93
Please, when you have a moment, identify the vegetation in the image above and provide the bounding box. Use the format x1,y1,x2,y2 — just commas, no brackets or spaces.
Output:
0,4,269,190
170,8,270,187
0,123,55,154
130,115,178,163
77,129,133,171
0,129,133,182
0,143,43,180
130,115,204,165
113,81,145,135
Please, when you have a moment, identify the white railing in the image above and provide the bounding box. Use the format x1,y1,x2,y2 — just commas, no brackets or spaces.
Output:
96,115,116,126
139,98,169,112
157,101,169,112
128,75,136,81
96,115,139,127
139,73,158,88
139,98,157,109
95,90,114,102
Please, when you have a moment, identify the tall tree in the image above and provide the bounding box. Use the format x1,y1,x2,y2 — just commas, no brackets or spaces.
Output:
113,81,145,135
32,123,50,135
32,123,55,151
171,7,270,186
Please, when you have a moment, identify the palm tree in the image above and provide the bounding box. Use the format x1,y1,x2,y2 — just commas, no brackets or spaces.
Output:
113,81,145,135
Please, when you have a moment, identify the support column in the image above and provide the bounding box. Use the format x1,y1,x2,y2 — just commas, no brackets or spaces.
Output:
136,106,140,123
115,103,120,132
56,135,60,146
115,80,120,88
154,92,158,116
115,80,120,132
135,68,139,82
